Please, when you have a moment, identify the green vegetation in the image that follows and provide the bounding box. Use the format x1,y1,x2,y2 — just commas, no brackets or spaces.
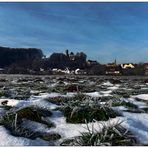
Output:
72,93,86,101
33,84,48,91
112,89,131,98
47,93,87,105
0,106,54,136
135,97,148,104
0,113,36,139
15,106,54,127
60,139,75,146
48,86,66,94
0,105,13,110
141,107,148,113
40,133,61,141
47,97,68,105
98,96,115,102
0,76,148,146
112,100,138,109
74,121,137,146
0,91,5,97
9,125,36,139
61,103,120,123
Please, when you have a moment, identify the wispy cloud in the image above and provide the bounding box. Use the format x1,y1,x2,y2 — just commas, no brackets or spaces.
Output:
0,2,148,63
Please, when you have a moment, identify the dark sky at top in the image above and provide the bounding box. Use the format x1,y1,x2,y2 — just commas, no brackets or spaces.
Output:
0,2,148,63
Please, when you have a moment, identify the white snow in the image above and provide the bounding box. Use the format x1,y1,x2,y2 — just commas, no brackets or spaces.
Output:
0,94,59,112
0,79,148,146
141,87,148,90
100,90,112,94
121,112,148,144
84,92,111,97
0,126,51,146
48,83,58,88
49,110,122,140
32,99,58,110
31,93,60,99
13,102,124,145
112,106,128,111
84,92,100,97
21,119,49,133
107,85,120,90
102,81,113,86
31,92,76,99
111,100,148,145
126,98,147,108
11,80,18,85
0,99,20,107
132,94,148,101
66,92,77,97
30,90,41,94
14,98,58,111
64,82,70,85
31,92,113,100
0,107,6,116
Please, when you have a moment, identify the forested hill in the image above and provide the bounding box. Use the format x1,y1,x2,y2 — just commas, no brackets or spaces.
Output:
0,46,43,68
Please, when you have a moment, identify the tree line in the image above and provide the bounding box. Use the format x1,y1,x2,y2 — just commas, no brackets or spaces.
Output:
0,46,146,75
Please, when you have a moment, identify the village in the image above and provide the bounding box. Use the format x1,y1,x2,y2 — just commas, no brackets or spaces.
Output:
50,62,148,76
47,50,148,76
0,47,147,76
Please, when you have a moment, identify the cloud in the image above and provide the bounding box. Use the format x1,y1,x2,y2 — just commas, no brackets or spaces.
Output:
0,2,148,63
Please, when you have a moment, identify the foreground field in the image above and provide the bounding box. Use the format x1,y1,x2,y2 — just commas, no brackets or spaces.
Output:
0,75,147,146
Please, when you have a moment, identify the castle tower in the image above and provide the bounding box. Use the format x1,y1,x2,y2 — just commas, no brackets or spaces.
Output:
65,49,69,58
114,59,117,65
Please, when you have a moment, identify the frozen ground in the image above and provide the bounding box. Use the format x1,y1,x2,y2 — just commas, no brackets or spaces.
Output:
0,126,50,146
0,75,147,146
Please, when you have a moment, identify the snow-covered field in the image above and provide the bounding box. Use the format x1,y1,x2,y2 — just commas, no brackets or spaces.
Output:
0,75,148,146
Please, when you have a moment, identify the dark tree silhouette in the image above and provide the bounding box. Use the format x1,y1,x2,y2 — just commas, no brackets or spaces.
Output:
0,46,43,68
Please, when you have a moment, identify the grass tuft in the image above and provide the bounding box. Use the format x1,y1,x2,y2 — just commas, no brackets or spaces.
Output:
74,120,137,146
60,103,120,123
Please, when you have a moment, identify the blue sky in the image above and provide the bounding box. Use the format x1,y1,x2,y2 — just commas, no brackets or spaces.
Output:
0,2,148,63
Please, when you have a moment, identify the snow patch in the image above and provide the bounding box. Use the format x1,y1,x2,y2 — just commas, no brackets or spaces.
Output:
126,98,147,108
102,81,113,86
48,110,122,141
0,126,50,146
100,90,112,94
21,119,49,133
0,99,20,107
132,94,148,101
107,85,120,90
122,112,148,144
